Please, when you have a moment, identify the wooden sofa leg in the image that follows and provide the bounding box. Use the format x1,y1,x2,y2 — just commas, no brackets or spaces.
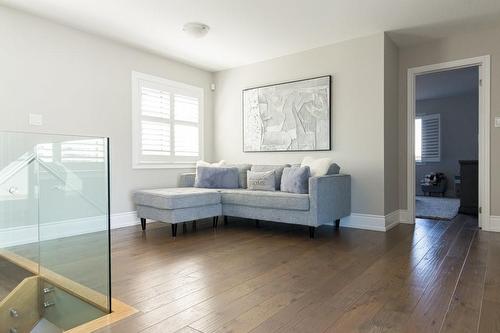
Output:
224,216,228,225
334,219,340,229
213,216,218,229
192,220,197,231
255,219,260,228
140,218,146,231
183,222,187,234
309,226,316,239
171,224,177,238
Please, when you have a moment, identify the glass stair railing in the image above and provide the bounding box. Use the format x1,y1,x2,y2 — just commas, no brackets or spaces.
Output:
0,131,111,333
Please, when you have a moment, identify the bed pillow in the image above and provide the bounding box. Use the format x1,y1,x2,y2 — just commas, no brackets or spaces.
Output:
250,164,290,190
246,170,276,191
194,166,239,189
281,166,311,194
301,157,337,177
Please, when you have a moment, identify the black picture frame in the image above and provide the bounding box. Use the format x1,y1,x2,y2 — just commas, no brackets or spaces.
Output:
242,75,332,152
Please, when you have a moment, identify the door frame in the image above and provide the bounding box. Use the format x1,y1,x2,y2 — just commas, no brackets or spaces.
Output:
407,55,490,229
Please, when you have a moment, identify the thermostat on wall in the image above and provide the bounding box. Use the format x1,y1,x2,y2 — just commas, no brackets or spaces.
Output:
495,117,500,128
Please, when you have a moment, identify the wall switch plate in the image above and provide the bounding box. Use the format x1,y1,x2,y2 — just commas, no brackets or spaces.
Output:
495,117,500,128
29,113,43,126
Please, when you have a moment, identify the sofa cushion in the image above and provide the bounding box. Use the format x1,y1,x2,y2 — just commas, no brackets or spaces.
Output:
219,189,309,211
133,188,220,210
281,166,310,194
247,170,276,191
226,163,252,188
195,166,240,189
250,164,290,190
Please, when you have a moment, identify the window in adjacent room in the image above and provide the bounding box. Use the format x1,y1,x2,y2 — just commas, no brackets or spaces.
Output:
131,71,204,168
415,114,440,163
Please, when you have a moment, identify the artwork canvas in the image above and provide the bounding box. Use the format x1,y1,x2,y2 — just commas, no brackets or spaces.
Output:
243,76,331,152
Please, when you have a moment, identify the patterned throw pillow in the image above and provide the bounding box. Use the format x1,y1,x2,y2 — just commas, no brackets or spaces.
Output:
246,170,276,191
250,164,290,190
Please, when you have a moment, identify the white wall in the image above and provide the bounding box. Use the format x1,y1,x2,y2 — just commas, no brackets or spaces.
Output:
0,6,214,215
213,34,387,216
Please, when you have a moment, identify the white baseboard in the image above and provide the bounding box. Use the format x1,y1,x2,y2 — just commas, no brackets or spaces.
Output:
110,211,140,229
0,211,140,248
399,209,411,224
341,209,408,232
486,216,500,232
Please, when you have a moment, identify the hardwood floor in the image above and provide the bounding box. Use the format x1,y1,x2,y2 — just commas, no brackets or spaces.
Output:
91,215,499,333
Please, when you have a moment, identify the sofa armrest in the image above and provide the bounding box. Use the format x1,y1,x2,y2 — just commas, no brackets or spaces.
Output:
309,174,351,225
178,173,196,187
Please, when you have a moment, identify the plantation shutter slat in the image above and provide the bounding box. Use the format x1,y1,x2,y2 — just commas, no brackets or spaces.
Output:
61,139,105,162
421,114,440,162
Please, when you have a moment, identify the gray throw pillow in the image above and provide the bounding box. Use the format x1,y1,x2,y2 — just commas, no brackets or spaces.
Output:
250,164,290,190
327,163,341,175
246,170,276,191
226,163,252,188
194,166,239,189
281,166,311,194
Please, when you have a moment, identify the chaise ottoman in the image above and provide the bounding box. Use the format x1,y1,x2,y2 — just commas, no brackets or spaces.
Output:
133,187,222,237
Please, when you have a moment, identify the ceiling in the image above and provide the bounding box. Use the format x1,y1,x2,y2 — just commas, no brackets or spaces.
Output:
416,66,479,101
2,0,500,71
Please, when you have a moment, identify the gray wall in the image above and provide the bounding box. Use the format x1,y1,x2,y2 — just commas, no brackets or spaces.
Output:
0,6,214,219
415,92,478,197
213,33,388,216
398,23,500,214
384,35,400,214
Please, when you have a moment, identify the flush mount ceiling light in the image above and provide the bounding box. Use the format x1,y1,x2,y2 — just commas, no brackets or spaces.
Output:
182,22,210,38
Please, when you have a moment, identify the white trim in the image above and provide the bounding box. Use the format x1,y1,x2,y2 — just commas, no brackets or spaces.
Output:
110,211,141,229
131,71,205,169
0,211,141,248
340,210,405,232
407,56,490,229
384,210,402,231
488,216,500,232
399,209,410,224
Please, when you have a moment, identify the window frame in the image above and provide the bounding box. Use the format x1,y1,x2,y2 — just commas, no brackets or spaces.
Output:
131,71,204,169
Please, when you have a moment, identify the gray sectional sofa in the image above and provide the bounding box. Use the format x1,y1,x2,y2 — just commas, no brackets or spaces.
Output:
133,165,351,238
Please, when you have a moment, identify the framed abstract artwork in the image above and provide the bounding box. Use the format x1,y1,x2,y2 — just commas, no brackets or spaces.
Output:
242,75,331,152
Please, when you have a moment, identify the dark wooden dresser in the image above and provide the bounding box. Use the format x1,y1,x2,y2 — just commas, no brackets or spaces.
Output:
458,160,478,215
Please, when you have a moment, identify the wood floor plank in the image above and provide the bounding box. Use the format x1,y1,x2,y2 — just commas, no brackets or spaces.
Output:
402,218,477,333
440,231,488,333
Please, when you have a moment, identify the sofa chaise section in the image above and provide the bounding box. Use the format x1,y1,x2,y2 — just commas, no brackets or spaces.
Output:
133,187,222,237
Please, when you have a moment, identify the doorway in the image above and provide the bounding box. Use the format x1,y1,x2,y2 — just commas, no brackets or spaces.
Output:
406,56,490,229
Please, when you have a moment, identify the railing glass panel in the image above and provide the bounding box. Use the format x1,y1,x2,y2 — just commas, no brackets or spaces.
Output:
0,131,111,332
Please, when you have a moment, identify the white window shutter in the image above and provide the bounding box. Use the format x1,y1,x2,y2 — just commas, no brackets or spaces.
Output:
132,72,203,168
61,139,105,162
421,114,440,162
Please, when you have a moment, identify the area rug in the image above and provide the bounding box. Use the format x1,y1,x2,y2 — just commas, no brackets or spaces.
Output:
415,196,460,221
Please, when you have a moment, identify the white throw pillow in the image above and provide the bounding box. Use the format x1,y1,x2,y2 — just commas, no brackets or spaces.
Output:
300,157,333,177
196,160,226,168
